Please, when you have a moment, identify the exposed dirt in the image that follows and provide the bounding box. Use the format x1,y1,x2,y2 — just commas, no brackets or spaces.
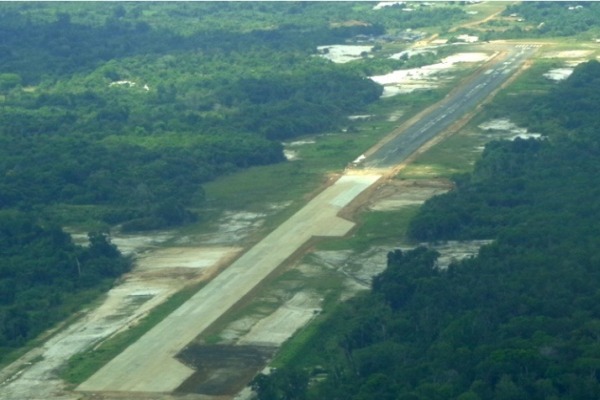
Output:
543,50,593,59
370,52,493,96
0,223,247,400
367,178,453,211
1,40,541,400
316,45,373,63
75,175,381,395
478,118,543,141
176,345,275,396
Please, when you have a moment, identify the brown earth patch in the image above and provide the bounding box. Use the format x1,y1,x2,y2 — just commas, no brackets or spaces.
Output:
176,345,275,396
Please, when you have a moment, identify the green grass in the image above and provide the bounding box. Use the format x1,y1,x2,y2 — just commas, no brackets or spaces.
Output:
265,55,577,371
61,282,204,386
58,53,505,382
397,130,483,180
319,206,421,252
270,312,326,369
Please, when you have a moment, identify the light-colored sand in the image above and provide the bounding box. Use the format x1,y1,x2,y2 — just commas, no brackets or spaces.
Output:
237,291,322,347
478,118,543,141
0,244,240,400
78,174,381,393
370,52,491,96
317,45,373,64
373,1,405,10
543,50,593,59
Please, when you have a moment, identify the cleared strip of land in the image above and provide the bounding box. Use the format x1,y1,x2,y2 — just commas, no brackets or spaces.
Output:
78,174,381,393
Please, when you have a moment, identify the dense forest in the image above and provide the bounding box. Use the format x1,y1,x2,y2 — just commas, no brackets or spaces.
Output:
0,1,471,366
477,1,600,40
0,2,469,231
0,213,130,361
252,61,600,399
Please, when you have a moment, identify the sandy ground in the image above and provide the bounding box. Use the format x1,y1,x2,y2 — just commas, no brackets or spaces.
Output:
1,40,545,400
3,122,497,400
367,179,452,211
478,118,543,141
371,52,492,96
77,174,381,394
541,49,594,81
317,45,374,63
237,291,322,347
0,239,241,400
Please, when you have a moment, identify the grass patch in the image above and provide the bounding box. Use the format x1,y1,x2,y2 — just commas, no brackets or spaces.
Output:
319,206,421,252
397,130,484,180
270,313,325,369
61,282,204,386
55,51,501,384
203,161,321,212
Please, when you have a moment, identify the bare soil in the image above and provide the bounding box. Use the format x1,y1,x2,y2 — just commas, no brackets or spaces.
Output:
75,174,381,394
176,345,275,396
367,178,453,211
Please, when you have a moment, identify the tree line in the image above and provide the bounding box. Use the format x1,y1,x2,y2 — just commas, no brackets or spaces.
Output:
252,61,600,400
0,213,130,361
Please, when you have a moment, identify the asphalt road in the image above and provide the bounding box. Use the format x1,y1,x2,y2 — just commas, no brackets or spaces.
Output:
364,45,539,169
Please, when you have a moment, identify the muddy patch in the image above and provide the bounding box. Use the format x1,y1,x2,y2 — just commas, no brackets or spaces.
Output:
238,291,322,347
217,290,323,346
543,67,574,82
430,240,492,269
307,247,389,298
197,210,267,245
368,179,452,211
68,230,174,256
176,345,275,396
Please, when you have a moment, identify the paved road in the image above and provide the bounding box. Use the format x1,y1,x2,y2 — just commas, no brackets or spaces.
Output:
78,174,381,393
364,45,539,168
75,44,537,396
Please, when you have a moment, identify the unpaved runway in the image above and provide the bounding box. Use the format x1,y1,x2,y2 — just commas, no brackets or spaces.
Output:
78,174,381,393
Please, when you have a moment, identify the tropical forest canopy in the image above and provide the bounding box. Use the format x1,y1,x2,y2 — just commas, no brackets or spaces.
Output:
0,1,470,364
0,2,468,231
252,60,600,399
471,1,600,40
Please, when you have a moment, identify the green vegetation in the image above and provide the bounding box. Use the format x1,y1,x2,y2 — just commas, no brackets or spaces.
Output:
320,207,421,252
0,2,390,232
0,213,130,364
254,59,600,399
474,2,600,40
0,1,474,366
